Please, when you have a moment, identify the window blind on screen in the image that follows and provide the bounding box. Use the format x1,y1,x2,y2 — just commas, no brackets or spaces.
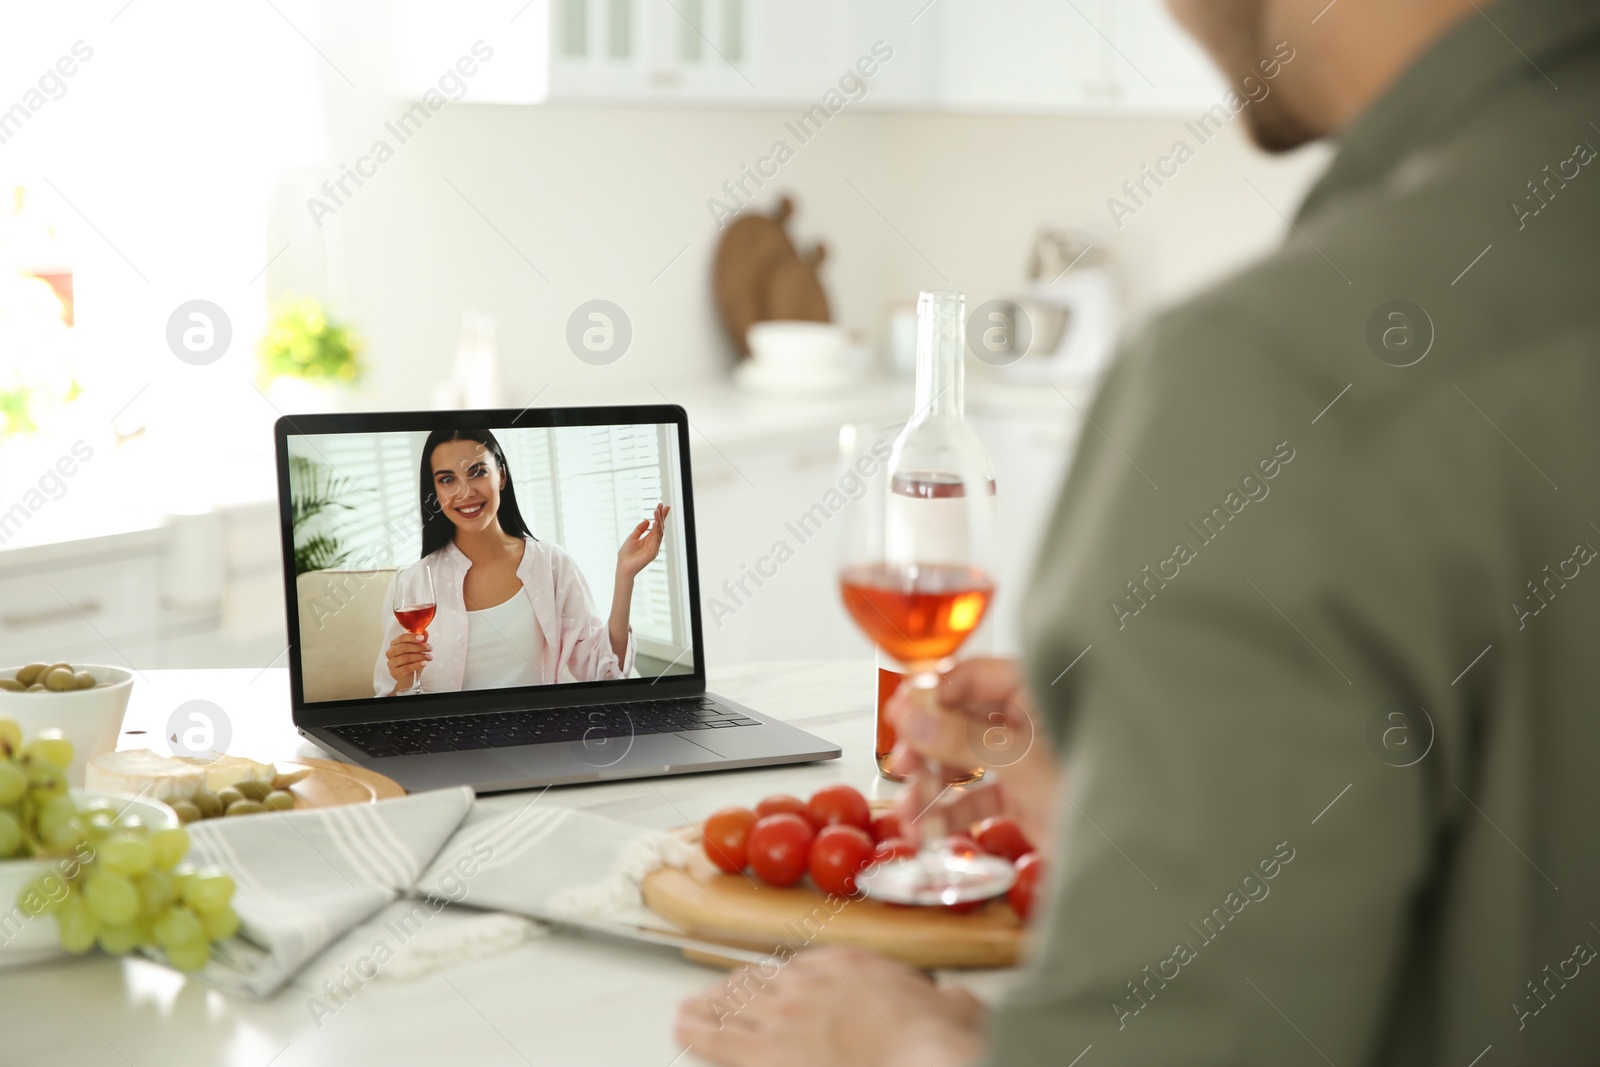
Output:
499,425,683,660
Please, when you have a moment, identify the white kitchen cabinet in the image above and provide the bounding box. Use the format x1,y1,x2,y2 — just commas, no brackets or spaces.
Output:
690,423,875,667
1099,0,1232,113
686,387,1081,666
970,404,1078,655
0,504,287,673
0,534,164,664
545,0,937,106
933,0,1108,112
0,397,1081,674
932,0,1224,114
549,0,761,102
395,0,1223,114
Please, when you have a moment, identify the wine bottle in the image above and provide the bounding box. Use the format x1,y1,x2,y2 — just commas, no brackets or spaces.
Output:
873,290,996,782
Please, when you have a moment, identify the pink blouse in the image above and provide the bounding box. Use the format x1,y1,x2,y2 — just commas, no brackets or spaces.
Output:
372,538,634,696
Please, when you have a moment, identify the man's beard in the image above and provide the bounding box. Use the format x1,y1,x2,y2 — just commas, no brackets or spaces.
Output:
1183,0,1322,152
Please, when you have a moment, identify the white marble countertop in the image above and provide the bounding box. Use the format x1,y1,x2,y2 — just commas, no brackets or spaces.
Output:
0,661,1018,1067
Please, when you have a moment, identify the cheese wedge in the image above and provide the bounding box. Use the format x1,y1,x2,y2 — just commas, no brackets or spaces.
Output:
85,749,281,800
85,749,205,800
177,753,276,793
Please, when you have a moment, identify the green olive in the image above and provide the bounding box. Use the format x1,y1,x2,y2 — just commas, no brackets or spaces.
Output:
43,662,73,678
73,671,96,689
43,668,78,692
224,799,266,816
25,684,45,692
264,790,296,811
215,786,244,809
192,790,223,818
0,679,25,693
14,663,48,686
235,780,271,801
170,800,203,824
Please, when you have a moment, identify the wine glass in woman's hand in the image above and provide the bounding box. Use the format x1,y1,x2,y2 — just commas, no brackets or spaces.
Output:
617,503,670,580
389,563,436,696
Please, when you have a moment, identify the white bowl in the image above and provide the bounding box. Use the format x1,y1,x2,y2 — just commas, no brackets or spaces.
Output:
733,359,862,397
0,665,134,786
746,320,848,377
0,790,178,962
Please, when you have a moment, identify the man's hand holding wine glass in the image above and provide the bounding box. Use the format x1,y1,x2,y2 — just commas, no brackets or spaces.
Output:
883,658,1060,862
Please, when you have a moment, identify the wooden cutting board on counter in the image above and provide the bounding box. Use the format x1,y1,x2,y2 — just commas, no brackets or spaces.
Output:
712,195,831,357
277,757,405,808
641,827,1025,970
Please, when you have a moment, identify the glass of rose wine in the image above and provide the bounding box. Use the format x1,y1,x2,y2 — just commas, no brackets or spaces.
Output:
838,328,1015,903
391,563,436,696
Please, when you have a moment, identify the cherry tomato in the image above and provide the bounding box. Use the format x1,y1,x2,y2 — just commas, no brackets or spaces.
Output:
869,812,906,843
944,834,980,859
808,825,875,896
871,837,917,866
943,900,985,915
806,784,871,831
702,807,758,874
973,816,1034,864
755,795,810,822
1009,852,1044,923
746,813,815,887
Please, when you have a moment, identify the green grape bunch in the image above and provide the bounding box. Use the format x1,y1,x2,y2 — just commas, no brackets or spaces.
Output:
2,718,239,971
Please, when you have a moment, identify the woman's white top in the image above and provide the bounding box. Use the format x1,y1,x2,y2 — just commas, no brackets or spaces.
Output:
461,589,545,690
372,537,634,696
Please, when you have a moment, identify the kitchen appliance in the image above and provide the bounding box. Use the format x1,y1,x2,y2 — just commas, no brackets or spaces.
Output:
986,228,1120,383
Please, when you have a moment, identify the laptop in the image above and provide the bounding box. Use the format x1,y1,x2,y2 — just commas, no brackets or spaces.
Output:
273,404,841,793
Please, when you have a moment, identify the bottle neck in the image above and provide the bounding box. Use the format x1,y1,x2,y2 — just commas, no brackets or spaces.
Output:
914,292,965,419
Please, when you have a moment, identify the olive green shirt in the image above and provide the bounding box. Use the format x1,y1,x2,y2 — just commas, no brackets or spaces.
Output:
1001,3,1600,1064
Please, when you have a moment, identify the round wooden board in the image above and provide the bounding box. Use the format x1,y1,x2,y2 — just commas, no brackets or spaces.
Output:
642,827,1024,970
279,757,405,809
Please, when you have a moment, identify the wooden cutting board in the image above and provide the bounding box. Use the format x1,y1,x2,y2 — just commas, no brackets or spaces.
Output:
712,195,831,357
278,757,405,808
641,827,1024,970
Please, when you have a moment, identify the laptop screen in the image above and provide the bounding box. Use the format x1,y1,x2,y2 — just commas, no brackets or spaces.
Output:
279,412,697,705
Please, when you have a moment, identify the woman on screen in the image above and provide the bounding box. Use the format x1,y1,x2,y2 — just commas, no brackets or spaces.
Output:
373,428,669,696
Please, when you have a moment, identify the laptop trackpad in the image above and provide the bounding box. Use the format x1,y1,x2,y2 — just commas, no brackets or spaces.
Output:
494,732,718,778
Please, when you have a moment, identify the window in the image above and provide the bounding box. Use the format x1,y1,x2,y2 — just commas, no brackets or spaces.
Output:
288,432,418,570
502,424,684,660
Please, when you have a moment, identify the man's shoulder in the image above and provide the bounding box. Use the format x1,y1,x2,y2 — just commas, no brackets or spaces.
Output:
1148,65,1600,408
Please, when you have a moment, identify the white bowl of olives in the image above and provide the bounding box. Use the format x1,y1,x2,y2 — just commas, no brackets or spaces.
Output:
0,664,133,787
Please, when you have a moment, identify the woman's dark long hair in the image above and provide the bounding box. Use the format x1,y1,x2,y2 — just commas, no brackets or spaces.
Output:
418,428,533,558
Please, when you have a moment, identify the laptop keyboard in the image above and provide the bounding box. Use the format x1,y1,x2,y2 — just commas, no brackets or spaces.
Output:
326,697,762,758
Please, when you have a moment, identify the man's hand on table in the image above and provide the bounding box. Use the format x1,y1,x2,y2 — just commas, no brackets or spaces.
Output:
674,947,986,1067
884,658,1059,859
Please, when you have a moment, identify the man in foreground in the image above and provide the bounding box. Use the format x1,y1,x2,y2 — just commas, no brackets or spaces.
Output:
676,1,1600,1063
